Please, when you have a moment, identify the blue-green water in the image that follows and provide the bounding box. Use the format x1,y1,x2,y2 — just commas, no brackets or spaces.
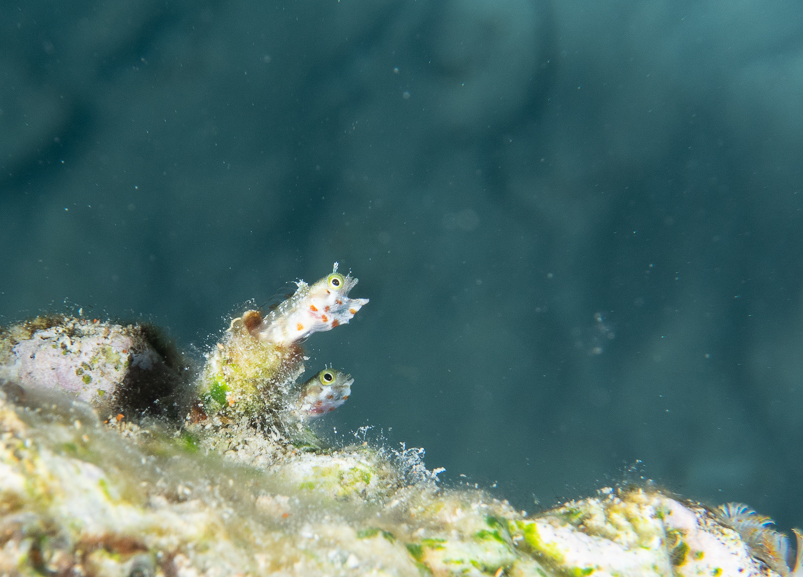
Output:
2,0,803,530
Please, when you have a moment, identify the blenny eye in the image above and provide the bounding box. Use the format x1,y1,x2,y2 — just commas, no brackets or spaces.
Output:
327,273,345,290
319,370,336,385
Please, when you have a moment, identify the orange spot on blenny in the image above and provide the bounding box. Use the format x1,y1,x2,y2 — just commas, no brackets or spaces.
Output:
321,314,329,323
349,308,357,314
331,319,339,328
296,323,304,331
310,305,318,312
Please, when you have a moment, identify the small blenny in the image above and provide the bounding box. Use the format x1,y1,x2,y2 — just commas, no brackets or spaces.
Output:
295,369,353,418
254,263,369,346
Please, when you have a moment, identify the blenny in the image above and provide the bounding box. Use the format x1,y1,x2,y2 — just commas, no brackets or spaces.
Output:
254,263,369,346
294,368,353,418
197,264,367,428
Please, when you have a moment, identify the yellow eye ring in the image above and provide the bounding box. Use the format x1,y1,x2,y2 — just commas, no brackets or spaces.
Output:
319,370,336,385
327,273,345,290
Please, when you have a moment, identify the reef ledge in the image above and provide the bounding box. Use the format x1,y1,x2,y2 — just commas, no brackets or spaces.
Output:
0,268,799,576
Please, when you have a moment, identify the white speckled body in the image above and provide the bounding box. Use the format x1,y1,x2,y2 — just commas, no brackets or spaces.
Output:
295,369,353,418
255,263,368,346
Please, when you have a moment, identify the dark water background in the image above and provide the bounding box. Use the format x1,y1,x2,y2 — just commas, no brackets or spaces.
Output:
2,1,803,529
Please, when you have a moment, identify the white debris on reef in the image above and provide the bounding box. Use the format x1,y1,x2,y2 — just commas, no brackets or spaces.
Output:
519,488,783,577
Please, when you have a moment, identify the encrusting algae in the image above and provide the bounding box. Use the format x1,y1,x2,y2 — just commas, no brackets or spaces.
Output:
0,264,801,576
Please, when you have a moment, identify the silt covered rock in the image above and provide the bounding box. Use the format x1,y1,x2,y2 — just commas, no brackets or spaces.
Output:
0,315,188,420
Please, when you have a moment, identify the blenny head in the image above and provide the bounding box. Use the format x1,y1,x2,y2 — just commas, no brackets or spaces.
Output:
294,368,353,418
255,263,369,346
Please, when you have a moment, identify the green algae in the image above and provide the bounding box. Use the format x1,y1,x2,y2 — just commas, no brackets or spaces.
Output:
476,528,507,544
407,543,425,561
667,528,690,567
355,527,396,542
342,464,372,487
179,431,199,453
205,379,229,407
98,478,112,500
420,538,446,550
513,519,568,568
556,505,588,526
670,541,690,566
197,327,303,422
60,442,80,455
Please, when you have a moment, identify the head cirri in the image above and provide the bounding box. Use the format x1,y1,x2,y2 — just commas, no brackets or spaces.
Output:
254,263,368,346
295,369,353,418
